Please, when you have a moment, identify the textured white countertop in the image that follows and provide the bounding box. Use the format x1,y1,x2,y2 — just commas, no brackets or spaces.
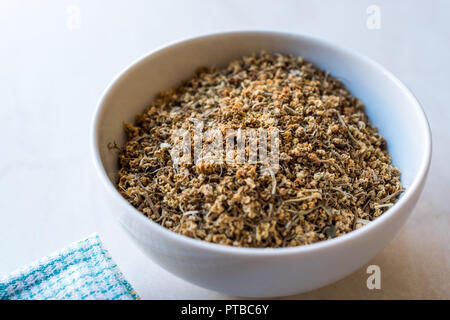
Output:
0,0,448,299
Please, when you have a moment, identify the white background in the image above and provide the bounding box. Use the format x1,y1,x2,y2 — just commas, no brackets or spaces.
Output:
0,0,448,299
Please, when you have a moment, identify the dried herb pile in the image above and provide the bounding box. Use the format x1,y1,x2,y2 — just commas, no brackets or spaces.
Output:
116,52,403,248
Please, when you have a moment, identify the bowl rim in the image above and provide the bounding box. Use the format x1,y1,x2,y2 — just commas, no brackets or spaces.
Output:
91,30,432,256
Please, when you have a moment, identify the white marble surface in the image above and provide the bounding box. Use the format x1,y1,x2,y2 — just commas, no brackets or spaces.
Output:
0,0,448,299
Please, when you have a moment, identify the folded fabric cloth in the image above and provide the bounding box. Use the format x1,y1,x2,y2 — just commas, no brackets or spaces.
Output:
0,234,139,300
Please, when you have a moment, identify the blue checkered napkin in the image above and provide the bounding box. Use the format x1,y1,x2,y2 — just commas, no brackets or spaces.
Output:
0,234,139,300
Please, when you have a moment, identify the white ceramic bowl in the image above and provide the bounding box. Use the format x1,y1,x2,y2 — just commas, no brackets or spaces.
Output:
91,31,431,297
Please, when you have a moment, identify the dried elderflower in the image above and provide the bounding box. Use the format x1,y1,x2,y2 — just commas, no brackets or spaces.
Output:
116,52,403,248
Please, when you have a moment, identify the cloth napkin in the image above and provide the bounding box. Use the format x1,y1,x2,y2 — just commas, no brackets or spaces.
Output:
0,234,139,300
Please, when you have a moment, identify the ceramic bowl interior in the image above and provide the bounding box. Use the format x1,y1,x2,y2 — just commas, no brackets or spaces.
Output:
96,33,429,190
